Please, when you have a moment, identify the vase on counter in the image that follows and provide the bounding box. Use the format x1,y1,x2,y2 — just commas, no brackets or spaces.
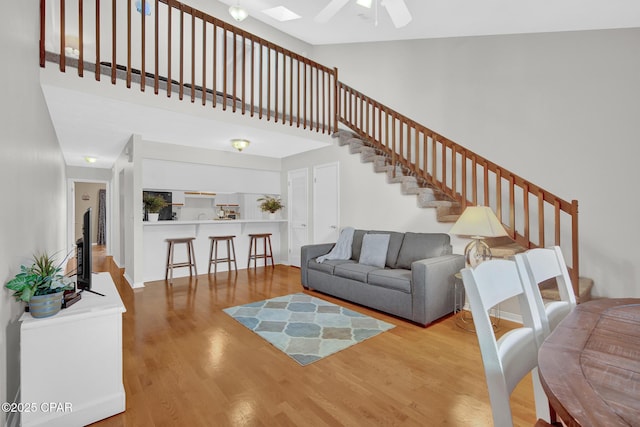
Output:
148,212,160,222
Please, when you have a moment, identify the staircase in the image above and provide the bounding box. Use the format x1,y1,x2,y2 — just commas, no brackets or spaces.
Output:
333,128,593,303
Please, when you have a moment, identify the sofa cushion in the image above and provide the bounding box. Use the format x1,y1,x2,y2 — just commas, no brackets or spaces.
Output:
359,233,390,268
308,259,355,275
350,229,368,262
368,269,412,293
395,233,452,269
334,263,380,282
369,230,405,268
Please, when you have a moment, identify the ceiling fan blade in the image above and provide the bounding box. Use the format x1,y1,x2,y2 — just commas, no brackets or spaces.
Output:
381,0,412,28
314,0,350,24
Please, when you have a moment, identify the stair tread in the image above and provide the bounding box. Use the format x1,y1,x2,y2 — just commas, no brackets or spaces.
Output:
540,277,594,303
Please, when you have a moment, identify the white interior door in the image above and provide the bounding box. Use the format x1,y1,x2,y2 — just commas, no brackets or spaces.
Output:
288,168,308,267
313,162,340,243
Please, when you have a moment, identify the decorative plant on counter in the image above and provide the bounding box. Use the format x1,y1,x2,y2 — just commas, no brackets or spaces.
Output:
5,252,74,303
257,195,284,213
143,194,168,213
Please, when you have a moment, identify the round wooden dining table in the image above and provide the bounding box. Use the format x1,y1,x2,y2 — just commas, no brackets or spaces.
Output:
537,298,640,426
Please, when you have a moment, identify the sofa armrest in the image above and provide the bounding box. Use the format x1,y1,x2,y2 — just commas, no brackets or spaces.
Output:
411,254,465,326
300,243,336,287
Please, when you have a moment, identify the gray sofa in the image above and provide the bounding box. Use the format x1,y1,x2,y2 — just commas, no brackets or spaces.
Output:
301,229,465,326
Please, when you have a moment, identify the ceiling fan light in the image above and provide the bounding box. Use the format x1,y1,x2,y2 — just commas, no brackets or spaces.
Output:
356,0,373,8
229,5,248,22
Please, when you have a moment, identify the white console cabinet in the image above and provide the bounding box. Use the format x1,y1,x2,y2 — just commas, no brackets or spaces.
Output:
20,272,126,426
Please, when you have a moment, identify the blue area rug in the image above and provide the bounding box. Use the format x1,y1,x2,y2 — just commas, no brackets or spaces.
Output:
223,293,395,365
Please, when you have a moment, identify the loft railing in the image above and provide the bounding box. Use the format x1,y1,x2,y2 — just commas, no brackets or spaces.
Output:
39,0,338,133
337,82,580,294
39,1,579,295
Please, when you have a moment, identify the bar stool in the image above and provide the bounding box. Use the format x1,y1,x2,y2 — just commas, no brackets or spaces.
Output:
165,237,197,282
208,235,237,274
247,233,275,268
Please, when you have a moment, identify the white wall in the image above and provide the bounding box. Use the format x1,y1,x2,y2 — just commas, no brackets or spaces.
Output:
0,0,67,417
311,28,640,298
282,142,463,247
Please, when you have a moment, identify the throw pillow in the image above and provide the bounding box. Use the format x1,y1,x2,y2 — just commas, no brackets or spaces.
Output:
358,233,390,268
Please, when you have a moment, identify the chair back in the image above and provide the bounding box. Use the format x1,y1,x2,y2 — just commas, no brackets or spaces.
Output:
515,246,577,346
461,258,545,427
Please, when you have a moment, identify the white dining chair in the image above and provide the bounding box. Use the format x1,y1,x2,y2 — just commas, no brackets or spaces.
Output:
461,258,550,426
515,246,577,348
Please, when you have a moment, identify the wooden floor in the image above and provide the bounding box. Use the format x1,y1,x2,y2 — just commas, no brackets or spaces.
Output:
89,249,538,427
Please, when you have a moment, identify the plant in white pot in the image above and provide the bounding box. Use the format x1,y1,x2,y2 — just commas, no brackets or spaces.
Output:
143,194,168,221
5,252,75,318
257,195,284,219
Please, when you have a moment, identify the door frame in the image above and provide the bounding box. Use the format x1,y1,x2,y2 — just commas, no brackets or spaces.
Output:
67,178,111,258
287,168,309,267
312,162,340,244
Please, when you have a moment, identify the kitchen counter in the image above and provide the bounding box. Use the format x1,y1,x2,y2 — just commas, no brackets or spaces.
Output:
143,219,287,225
142,218,287,282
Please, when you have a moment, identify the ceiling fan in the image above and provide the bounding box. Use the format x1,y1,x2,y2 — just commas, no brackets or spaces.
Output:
315,0,412,29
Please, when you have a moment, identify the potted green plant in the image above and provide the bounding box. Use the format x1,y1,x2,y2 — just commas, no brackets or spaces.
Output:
257,195,284,219
5,252,75,318
143,194,168,221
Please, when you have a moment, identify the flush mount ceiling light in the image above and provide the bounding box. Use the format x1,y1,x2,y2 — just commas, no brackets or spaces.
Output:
231,139,250,152
84,156,97,164
229,2,248,22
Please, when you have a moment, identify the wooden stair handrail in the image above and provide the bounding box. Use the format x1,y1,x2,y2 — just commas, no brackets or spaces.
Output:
337,81,580,296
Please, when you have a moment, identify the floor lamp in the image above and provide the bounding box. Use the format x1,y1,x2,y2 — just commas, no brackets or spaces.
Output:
449,206,509,268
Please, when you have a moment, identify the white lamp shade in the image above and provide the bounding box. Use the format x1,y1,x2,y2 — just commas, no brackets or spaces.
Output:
449,206,508,238
229,5,248,21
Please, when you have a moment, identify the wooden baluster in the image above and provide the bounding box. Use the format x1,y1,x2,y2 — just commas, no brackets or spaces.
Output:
140,0,144,90
267,48,271,121
321,69,325,132
538,190,545,247
154,0,159,94
523,183,530,246
241,34,246,113
211,20,218,108
441,138,447,198
167,1,172,97
483,162,489,206
431,133,437,189
127,0,131,87
288,55,293,125
554,199,561,246
59,0,65,71
296,59,300,127
202,16,206,106
509,175,516,238
274,49,278,122
461,151,467,208
472,156,478,205
111,0,116,83
251,39,256,116
281,51,286,124
40,0,46,67
316,67,319,132
78,0,83,76
258,42,262,118
221,26,225,108
95,0,100,81
302,61,306,128
571,200,579,298
496,169,503,222
451,146,457,198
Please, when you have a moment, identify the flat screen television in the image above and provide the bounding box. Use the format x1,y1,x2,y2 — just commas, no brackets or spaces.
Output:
76,207,92,291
